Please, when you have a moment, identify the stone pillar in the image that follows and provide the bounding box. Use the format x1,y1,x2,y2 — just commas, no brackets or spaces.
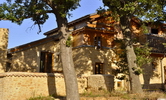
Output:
0,28,9,73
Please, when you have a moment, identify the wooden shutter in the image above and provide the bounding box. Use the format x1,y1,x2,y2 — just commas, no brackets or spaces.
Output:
95,63,103,74
40,52,53,73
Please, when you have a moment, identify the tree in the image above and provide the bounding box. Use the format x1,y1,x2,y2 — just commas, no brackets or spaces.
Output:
112,41,152,82
102,0,165,93
0,0,80,99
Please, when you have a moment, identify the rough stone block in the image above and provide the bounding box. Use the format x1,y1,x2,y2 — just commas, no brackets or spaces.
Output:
87,75,114,92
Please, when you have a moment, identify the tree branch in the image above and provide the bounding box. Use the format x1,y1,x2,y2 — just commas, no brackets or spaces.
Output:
0,9,53,21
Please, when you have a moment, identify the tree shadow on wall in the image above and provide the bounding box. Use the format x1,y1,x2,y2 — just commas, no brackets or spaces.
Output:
0,47,8,71
142,62,162,90
47,73,58,97
73,47,94,76
6,47,41,72
73,47,114,92
7,48,58,97
73,47,113,75
103,75,114,92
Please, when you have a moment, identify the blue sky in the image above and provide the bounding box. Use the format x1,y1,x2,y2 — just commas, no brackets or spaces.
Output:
0,0,104,48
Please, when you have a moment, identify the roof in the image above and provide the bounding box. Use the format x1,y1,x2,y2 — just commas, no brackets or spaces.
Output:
8,34,60,53
7,12,102,53
72,26,116,35
43,14,90,36
43,13,98,36
43,13,146,36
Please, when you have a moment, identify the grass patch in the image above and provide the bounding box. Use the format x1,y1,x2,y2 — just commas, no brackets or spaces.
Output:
28,91,166,100
80,90,112,97
27,95,54,100
80,90,166,99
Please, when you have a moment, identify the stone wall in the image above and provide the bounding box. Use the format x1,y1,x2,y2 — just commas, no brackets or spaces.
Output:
0,72,114,100
73,47,115,76
9,44,115,75
139,57,166,90
0,28,8,73
87,75,114,91
9,40,61,72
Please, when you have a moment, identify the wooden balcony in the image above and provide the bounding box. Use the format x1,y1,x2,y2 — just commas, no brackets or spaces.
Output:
145,34,166,53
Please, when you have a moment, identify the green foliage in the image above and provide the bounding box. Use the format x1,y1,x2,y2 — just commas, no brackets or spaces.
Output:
27,95,54,100
0,0,80,32
66,36,72,47
134,43,152,68
112,40,128,76
163,43,166,47
141,24,149,34
102,0,165,22
102,0,161,77
113,41,152,76
133,67,142,75
102,0,164,93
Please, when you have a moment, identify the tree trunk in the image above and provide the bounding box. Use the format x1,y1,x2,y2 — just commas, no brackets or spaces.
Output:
120,15,143,93
126,45,143,93
54,11,80,100
60,40,80,100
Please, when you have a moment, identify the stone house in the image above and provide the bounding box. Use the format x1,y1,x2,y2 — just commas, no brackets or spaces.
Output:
6,13,117,75
3,13,166,91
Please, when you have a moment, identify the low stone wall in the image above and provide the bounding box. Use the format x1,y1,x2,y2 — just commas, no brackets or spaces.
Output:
0,72,114,100
87,75,114,91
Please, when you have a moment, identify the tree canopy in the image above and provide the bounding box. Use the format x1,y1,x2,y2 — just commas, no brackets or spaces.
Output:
0,0,81,99
0,0,80,32
102,0,165,93
102,0,165,22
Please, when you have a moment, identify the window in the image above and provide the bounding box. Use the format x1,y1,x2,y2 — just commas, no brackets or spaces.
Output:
95,63,103,74
117,81,122,87
94,36,102,49
151,28,158,34
40,51,54,73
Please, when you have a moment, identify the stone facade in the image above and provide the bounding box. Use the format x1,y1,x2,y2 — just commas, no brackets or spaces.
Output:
8,38,117,76
139,57,166,90
73,47,114,76
8,40,62,72
0,28,8,73
87,75,114,92
0,72,114,100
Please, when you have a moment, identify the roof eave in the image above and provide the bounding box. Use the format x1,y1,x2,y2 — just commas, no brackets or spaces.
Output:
8,34,60,53
44,14,92,36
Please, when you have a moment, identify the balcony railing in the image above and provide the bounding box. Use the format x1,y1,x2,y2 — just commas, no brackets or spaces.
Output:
145,34,166,53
